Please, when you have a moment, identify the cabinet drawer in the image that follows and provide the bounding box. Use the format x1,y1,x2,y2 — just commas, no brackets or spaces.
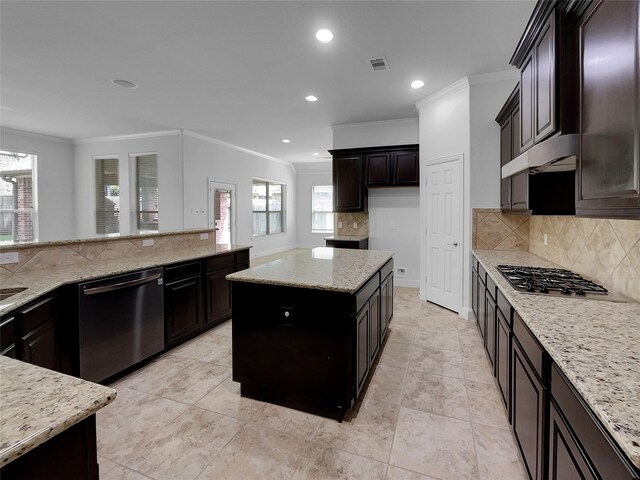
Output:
18,296,56,333
497,290,512,327
472,256,479,273
513,311,545,379
486,274,497,301
380,259,394,281
235,249,250,265
478,264,487,285
355,274,380,313
0,316,16,351
551,365,637,480
165,262,201,283
206,253,234,272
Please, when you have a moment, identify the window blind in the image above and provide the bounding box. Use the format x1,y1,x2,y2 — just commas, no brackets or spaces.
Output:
311,185,333,233
0,150,37,242
135,154,159,232
95,158,120,235
252,179,284,236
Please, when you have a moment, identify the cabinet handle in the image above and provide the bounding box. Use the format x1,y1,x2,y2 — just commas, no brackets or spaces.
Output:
83,273,162,295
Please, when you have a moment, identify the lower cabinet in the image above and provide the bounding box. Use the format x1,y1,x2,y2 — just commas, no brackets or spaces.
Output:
380,273,393,338
164,263,203,348
485,293,497,369
471,269,478,320
512,338,546,480
477,276,487,339
356,305,370,396
496,310,511,413
368,289,380,363
205,266,233,327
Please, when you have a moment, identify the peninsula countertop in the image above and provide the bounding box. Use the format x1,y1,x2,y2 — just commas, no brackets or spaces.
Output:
227,247,394,293
473,249,640,469
0,244,250,315
0,356,116,466
324,235,369,242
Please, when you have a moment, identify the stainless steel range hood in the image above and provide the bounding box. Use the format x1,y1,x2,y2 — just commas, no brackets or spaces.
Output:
501,134,578,179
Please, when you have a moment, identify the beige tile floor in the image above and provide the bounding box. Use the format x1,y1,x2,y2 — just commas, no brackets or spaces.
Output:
97,286,527,480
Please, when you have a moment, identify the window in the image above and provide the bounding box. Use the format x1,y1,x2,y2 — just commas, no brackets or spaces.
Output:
252,179,284,236
0,150,37,243
133,153,159,232
95,157,120,235
311,185,333,233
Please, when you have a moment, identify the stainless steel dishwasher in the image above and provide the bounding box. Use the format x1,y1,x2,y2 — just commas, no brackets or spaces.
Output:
78,267,164,382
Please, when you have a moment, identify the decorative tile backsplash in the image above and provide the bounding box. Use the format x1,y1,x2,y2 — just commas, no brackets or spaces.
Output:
472,209,530,251
0,231,215,276
335,213,369,236
530,216,640,302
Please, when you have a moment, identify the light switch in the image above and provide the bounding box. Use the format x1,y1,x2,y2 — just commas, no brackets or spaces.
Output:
338,221,343,228
0,252,19,265
200,233,209,240
142,239,154,247
543,234,548,246
353,222,358,228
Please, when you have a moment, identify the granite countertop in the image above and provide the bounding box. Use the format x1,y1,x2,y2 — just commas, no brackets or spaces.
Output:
473,249,640,469
0,356,116,466
227,247,393,293
0,244,250,315
325,235,369,242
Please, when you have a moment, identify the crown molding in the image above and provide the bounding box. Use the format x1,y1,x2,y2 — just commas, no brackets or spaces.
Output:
415,77,470,110
468,69,519,85
182,130,295,171
74,130,181,144
0,127,72,144
331,117,418,131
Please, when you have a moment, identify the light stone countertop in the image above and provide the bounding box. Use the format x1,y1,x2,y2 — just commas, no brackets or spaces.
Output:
227,247,393,293
325,235,369,242
0,244,250,315
0,356,116,466
473,249,640,469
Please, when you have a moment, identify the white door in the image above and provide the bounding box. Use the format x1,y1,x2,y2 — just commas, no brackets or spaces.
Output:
425,157,462,312
208,181,236,245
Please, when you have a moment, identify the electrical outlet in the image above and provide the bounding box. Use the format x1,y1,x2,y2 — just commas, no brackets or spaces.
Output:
0,252,19,265
338,221,343,229
142,239,154,247
353,222,358,229
397,267,406,277
200,233,209,240
543,233,548,246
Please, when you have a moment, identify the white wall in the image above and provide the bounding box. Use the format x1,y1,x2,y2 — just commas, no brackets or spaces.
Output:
332,118,419,149
416,71,519,318
74,131,184,239
0,127,76,241
331,118,420,287
417,78,471,314
182,132,297,258
295,162,332,248
368,188,420,287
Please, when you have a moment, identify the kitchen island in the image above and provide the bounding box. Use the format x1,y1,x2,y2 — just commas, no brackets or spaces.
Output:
0,356,116,479
227,247,394,421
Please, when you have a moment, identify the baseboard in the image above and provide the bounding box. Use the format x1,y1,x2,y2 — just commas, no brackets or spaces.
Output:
458,307,472,321
394,278,420,288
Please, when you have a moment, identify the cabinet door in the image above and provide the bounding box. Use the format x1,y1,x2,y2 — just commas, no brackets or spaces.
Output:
548,402,596,480
576,0,640,217
520,52,535,152
366,153,392,186
512,107,521,160
21,318,58,371
165,276,202,345
534,13,557,143
485,293,496,370
393,151,419,186
477,278,486,339
368,290,380,363
496,311,511,414
356,306,369,395
333,155,366,212
471,270,478,320
500,116,513,210
512,171,529,211
205,266,234,326
0,316,17,357
512,339,546,480
380,278,389,339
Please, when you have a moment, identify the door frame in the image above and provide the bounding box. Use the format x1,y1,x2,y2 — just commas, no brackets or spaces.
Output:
208,179,237,245
421,154,464,313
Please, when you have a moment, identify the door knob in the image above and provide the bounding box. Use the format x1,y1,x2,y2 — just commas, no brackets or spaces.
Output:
447,242,459,246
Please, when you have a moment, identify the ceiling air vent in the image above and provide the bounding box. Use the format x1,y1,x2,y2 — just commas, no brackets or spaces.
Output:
369,56,389,71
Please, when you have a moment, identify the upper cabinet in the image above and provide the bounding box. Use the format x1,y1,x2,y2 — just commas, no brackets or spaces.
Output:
510,4,579,153
575,0,640,218
330,144,419,213
496,86,520,211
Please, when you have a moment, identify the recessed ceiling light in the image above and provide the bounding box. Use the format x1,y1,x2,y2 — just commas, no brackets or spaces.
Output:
305,95,318,102
411,80,425,89
112,79,138,89
282,139,291,143
313,153,319,156
315,29,333,43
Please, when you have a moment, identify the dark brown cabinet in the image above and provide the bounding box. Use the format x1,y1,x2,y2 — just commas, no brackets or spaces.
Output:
576,0,640,218
520,53,535,152
380,273,392,339
205,266,233,326
477,273,486,339
164,262,203,348
365,152,392,186
393,150,419,185
496,310,511,412
356,300,370,396
325,238,369,250
21,317,57,371
500,115,514,210
332,154,367,212
368,289,380,363
471,269,478,320
548,401,595,480
485,293,497,370
533,13,556,144
0,316,17,359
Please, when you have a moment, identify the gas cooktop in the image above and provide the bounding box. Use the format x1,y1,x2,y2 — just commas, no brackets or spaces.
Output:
495,265,627,302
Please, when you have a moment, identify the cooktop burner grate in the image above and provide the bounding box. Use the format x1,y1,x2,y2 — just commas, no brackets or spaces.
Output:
496,265,610,297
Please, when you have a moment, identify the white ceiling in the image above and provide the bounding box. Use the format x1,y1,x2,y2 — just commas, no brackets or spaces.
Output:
0,1,534,164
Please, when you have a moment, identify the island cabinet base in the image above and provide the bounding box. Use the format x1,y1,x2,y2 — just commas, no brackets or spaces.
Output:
231,264,393,422
0,415,99,480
